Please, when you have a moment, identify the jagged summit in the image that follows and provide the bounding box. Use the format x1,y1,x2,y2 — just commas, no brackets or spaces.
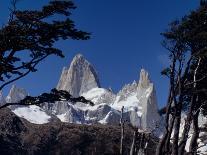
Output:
7,59,160,132
138,69,151,88
57,54,100,97
6,85,28,103
72,53,85,62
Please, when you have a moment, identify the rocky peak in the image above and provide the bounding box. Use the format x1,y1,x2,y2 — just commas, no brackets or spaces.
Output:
117,80,138,102
138,69,151,88
135,69,160,130
57,54,100,97
71,54,85,64
6,85,28,103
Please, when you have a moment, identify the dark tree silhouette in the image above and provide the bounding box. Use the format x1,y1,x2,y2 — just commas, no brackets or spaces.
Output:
0,0,90,91
0,88,94,109
156,1,207,155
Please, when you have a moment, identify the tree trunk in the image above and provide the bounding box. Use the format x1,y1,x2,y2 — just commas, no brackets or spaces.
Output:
130,130,137,155
164,115,175,154
179,58,201,155
172,103,182,155
156,88,173,155
178,96,196,155
120,106,124,155
138,132,144,155
189,109,200,155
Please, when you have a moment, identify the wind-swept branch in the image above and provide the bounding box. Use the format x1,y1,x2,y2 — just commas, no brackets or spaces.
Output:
0,88,94,110
0,0,90,91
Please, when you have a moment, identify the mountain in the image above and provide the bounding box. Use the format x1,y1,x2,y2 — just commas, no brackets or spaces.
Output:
136,69,160,129
5,85,59,124
57,54,101,97
3,54,207,153
45,54,161,131
0,107,158,154
6,85,28,103
110,69,160,129
7,54,161,132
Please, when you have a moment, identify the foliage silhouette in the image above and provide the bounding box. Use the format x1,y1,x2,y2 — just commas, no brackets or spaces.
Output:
0,0,90,90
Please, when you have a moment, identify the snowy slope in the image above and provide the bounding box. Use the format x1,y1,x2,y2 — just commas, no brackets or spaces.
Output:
112,92,142,112
82,88,108,103
82,87,115,104
12,105,51,124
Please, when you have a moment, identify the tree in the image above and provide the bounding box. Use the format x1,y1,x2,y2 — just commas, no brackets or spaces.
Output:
120,106,124,155
156,1,207,155
0,0,90,91
0,88,94,109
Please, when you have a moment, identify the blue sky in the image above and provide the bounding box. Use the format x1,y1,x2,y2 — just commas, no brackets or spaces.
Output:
0,0,199,107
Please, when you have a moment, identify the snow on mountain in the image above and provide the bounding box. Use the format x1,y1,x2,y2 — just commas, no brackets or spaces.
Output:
112,93,140,111
12,105,51,124
6,85,28,103
137,69,160,129
57,54,100,97
4,53,207,153
79,67,160,129
82,88,108,103
82,87,116,104
116,80,137,103
4,85,58,124
9,54,161,132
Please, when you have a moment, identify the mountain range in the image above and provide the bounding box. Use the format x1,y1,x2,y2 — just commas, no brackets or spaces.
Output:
0,53,207,153
1,54,161,131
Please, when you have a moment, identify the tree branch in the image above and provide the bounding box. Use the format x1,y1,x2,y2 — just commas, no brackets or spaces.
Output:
0,88,94,110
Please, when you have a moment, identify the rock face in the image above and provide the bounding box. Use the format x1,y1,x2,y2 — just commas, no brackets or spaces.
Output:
109,69,161,130
136,69,160,129
51,54,160,131
9,54,161,133
57,54,101,97
6,85,28,103
116,80,138,102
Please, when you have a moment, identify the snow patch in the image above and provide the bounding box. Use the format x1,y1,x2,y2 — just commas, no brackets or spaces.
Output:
82,88,107,103
111,93,139,111
57,113,67,122
99,111,113,124
12,105,51,124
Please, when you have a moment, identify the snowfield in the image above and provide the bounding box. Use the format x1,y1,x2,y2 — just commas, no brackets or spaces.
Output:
12,105,51,124
82,88,107,103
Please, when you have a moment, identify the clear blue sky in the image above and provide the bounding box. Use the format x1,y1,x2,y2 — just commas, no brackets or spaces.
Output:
0,0,199,108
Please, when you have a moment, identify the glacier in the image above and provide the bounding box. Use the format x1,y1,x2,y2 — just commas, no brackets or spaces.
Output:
12,105,51,124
